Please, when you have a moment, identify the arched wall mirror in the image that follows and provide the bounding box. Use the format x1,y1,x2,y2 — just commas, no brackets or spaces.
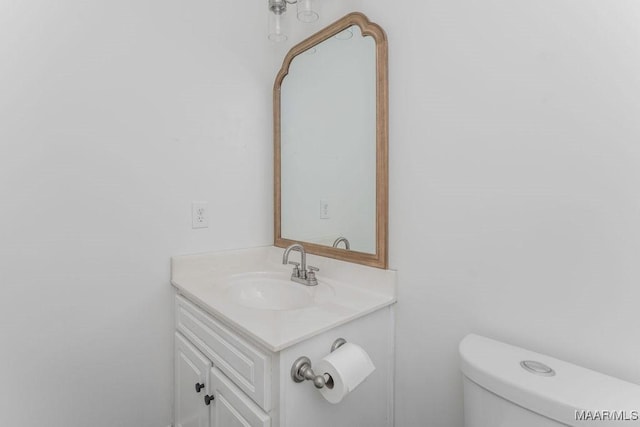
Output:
274,12,388,268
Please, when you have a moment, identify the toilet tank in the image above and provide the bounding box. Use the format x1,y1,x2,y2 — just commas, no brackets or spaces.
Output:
459,334,640,427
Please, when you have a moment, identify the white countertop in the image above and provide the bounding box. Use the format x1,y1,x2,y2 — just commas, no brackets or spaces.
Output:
171,246,396,352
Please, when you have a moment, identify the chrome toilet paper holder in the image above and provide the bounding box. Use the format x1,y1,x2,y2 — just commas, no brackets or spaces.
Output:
291,338,347,389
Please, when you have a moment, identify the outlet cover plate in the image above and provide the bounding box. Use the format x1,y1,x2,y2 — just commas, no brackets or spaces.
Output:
192,202,209,229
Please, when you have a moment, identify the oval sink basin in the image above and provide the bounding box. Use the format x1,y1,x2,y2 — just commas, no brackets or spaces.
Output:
221,272,334,311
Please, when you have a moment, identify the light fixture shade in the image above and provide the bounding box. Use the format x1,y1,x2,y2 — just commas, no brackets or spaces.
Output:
268,6,288,42
297,0,319,23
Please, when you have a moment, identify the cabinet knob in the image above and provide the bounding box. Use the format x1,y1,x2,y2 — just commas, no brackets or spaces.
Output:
204,394,215,405
195,383,204,393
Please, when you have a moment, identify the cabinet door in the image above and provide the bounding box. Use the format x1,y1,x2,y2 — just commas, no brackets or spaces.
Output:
175,332,212,427
210,367,270,427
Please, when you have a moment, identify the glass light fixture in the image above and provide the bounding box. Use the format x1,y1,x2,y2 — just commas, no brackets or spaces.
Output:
268,0,288,42
297,0,319,23
268,0,319,42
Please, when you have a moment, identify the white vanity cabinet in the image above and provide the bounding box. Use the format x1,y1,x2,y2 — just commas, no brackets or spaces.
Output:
175,331,270,427
174,332,211,427
174,295,272,427
173,293,395,427
208,367,270,427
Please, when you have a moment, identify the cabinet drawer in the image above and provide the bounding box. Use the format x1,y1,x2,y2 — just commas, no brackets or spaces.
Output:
175,295,271,410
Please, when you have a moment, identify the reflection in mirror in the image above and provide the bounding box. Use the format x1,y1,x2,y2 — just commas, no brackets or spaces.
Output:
280,25,376,254
274,13,388,268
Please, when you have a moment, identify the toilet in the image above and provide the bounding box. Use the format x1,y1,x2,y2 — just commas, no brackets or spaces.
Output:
460,334,640,426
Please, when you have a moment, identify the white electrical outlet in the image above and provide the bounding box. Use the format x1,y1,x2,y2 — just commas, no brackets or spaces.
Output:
192,202,209,229
320,199,330,219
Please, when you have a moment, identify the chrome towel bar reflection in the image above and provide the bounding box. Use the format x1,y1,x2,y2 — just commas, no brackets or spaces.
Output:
332,237,350,250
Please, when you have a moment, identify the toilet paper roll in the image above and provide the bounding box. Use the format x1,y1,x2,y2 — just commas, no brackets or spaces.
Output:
315,342,375,404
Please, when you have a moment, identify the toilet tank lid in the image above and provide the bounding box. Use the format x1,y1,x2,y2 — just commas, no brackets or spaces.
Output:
460,334,640,426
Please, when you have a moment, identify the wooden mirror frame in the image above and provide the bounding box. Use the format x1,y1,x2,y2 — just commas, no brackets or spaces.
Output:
274,12,388,268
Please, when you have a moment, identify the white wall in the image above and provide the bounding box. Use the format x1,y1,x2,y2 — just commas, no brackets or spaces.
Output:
365,1,640,426
4,1,640,426
0,1,272,426
276,1,640,425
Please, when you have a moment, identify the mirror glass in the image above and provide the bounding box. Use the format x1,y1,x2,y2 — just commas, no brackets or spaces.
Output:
274,13,388,268
281,25,376,253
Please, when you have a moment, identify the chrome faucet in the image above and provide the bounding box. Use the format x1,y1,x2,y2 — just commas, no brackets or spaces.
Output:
282,243,319,286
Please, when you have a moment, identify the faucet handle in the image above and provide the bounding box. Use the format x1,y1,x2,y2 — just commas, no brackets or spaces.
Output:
288,261,301,278
306,265,319,286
